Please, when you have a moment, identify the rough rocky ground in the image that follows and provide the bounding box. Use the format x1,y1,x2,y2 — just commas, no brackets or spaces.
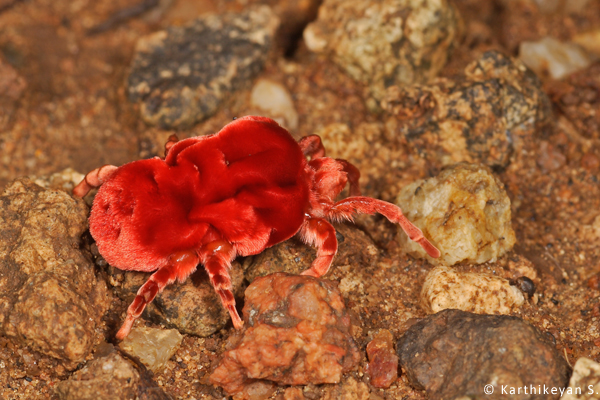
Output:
1,0,600,399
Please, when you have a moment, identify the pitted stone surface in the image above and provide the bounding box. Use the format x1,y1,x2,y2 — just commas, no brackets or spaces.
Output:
128,6,279,128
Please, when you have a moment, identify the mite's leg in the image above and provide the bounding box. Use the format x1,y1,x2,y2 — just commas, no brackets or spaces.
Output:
200,241,242,329
328,197,441,258
72,165,118,198
298,135,326,159
116,250,199,340
164,134,179,157
335,159,361,196
299,218,338,278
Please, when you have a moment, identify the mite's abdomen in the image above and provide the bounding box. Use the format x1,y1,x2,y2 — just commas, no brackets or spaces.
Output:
90,117,310,272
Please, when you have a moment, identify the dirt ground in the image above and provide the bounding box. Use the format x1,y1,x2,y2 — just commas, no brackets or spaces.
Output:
1,0,600,399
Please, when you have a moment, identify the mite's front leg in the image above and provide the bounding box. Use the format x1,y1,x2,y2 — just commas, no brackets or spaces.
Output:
73,165,118,198
200,241,242,329
299,218,338,278
298,135,326,159
328,197,441,258
116,250,199,340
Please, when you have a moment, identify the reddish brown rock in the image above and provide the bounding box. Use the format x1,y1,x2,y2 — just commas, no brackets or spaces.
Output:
209,273,359,395
365,330,398,388
0,178,109,370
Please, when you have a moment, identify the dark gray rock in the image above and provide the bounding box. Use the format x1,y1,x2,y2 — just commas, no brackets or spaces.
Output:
127,6,279,129
397,309,570,400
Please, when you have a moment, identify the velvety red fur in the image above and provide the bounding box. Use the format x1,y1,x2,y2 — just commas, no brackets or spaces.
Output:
90,116,309,272
74,115,440,339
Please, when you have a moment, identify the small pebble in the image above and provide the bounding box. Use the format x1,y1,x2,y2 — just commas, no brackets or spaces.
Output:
365,330,398,388
421,266,525,315
561,357,600,400
510,276,536,299
250,79,298,131
127,6,279,128
519,37,591,80
119,326,183,372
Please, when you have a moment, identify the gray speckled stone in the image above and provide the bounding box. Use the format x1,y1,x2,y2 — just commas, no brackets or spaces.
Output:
128,6,279,129
304,0,462,101
382,51,552,169
398,309,570,400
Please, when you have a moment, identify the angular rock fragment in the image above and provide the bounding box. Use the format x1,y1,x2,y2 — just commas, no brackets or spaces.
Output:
383,51,552,169
249,78,298,130
210,273,359,395
304,0,462,100
0,178,109,369
561,357,600,400
396,163,516,265
127,6,279,128
421,266,525,314
109,261,244,337
397,309,570,400
365,330,398,388
119,326,183,373
55,344,169,400
519,37,591,80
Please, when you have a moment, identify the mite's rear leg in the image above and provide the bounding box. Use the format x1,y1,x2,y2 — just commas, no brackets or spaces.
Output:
328,197,441,258
299,135,326,159
299,218,338,278
73,165,118,198
164,134,179,157
116,250,199,340
200,241,242,329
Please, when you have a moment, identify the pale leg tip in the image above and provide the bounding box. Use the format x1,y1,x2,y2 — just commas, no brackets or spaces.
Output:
115,319,133,341
418,238,441,259
300,269,319,277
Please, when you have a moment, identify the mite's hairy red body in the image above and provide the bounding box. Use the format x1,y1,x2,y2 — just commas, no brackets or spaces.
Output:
73,116,440,340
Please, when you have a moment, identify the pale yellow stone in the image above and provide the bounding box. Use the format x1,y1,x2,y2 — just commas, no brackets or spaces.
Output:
560,357,600,400
421,266,525,314
119,326,183,372
397,163,516,265
250,79,298,130
519,37,591,80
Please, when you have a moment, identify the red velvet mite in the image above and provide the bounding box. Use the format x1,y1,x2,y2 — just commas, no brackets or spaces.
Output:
73,116,440,339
